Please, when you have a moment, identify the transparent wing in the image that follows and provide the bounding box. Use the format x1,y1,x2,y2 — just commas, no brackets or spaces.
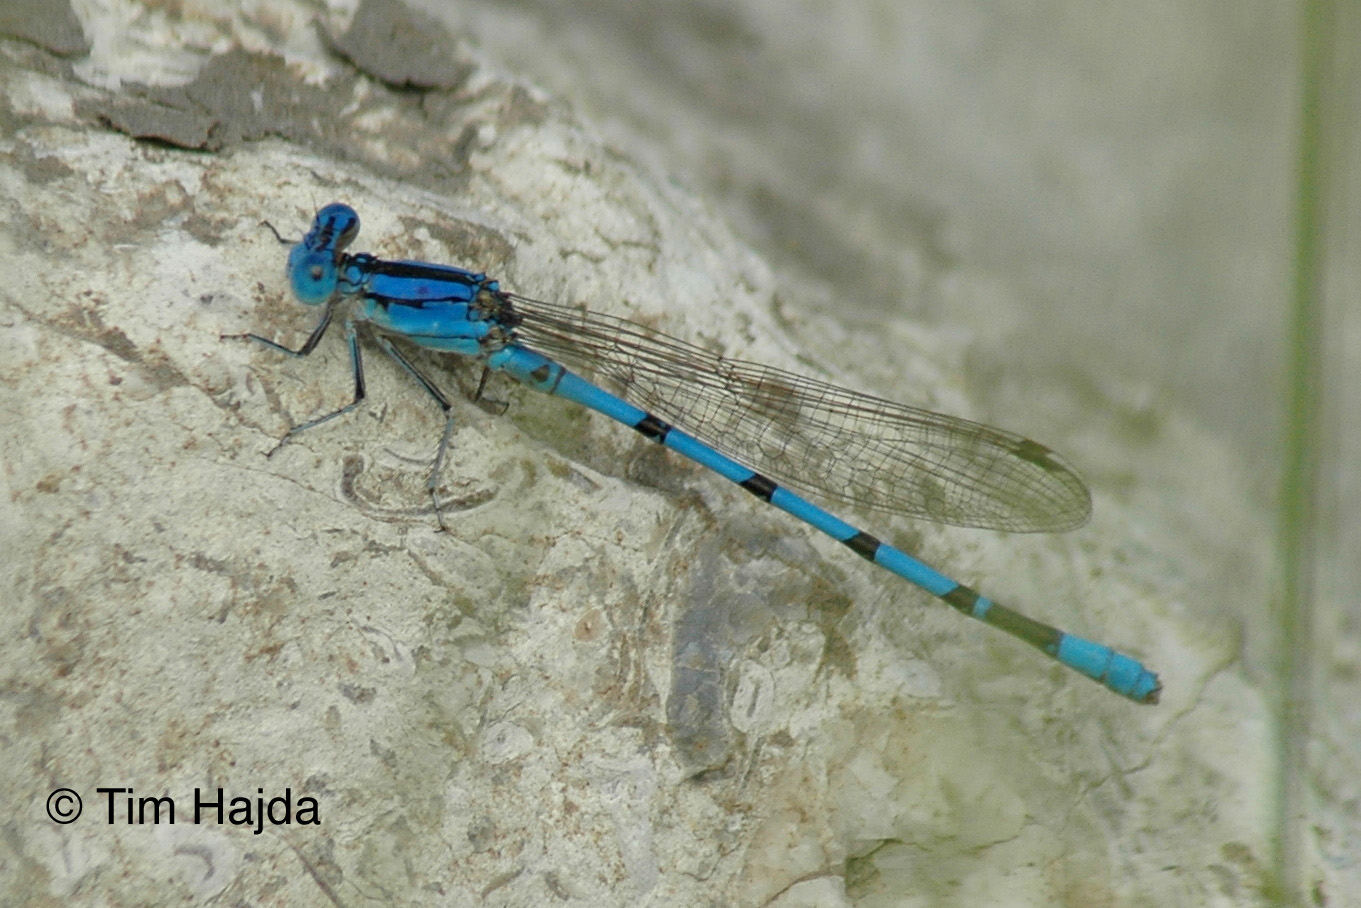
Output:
507,294,1091,532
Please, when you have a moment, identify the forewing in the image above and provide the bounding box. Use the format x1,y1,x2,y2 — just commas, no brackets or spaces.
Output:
508,294,1090,532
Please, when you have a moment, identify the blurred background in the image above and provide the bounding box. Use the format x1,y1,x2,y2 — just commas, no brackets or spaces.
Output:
423,0,1357,898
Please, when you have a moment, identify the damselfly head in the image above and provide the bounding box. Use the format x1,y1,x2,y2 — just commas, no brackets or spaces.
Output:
285,203,362,305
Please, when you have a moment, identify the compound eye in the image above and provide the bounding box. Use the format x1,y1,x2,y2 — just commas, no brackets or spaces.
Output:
314,203,360,253
287,247,338,306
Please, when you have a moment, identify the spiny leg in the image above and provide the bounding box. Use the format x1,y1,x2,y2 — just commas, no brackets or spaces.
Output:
371,336,459,530
264,317,369,456
260,219,293,246
222,303,336,359
224,309,369,456
470,365,511,415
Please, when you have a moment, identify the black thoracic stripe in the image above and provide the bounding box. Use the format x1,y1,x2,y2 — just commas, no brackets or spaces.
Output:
634,414,671,442
739,473,777,501
844,532,880,562
370,258,477,282
368,291,469,311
